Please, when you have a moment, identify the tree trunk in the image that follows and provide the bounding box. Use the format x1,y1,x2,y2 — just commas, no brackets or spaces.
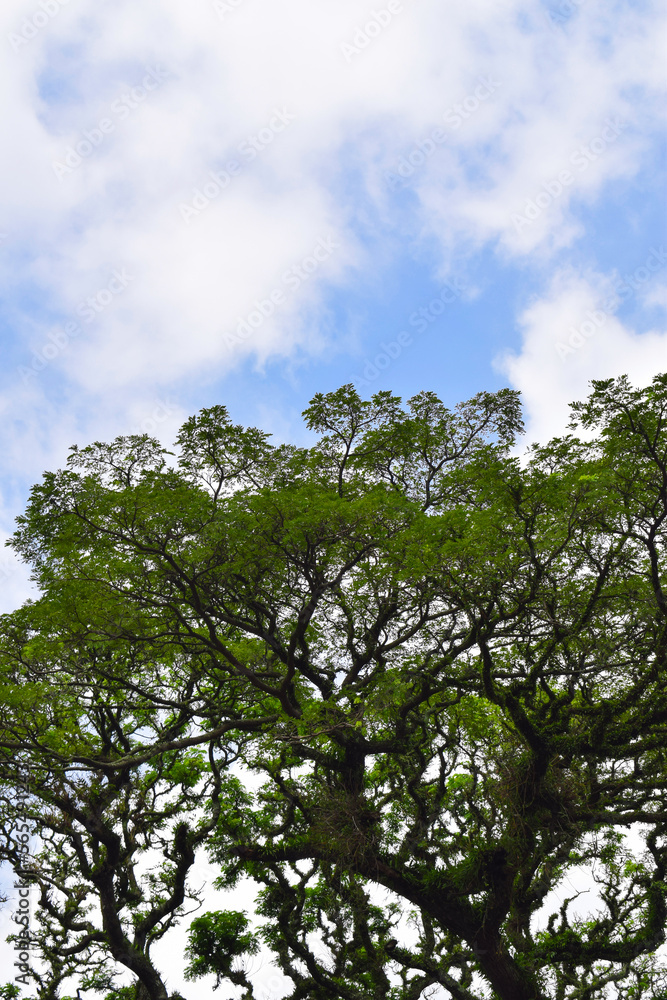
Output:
476,927,544,1000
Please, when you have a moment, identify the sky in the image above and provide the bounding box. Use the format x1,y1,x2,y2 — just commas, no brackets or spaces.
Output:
0,0,665,994
0,0,666,608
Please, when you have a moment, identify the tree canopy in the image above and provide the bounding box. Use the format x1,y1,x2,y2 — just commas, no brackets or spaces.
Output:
0,374,666,1000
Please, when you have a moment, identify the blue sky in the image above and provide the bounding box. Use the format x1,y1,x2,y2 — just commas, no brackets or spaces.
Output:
0,1,665,990
0,0,664,584
0,0,665,693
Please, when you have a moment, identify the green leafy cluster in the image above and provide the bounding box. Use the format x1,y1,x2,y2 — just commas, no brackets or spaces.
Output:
0,375,665,1000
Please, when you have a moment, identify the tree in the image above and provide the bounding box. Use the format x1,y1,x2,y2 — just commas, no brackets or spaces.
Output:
0,628,257,1000
0,375,666,1000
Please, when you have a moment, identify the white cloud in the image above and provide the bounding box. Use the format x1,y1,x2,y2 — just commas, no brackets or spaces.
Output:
410,4,664,264
643,280,667,311
0,533,34,615
1,0,664,399
497,265,667,445
0,0,664,542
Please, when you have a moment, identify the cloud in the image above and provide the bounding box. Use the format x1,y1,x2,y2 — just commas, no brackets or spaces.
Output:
496,261,667,445
397,3,664,263
1,0,664,393
0,0,664,525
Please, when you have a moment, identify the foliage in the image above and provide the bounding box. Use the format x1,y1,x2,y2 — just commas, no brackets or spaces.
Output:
0,376,665,1000
183,909,258,990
